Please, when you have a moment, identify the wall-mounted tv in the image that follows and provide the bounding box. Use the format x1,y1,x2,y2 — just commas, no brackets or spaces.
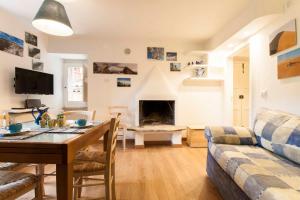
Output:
15,67,54,95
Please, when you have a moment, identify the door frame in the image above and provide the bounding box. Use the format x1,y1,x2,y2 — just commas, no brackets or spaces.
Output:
228,44,252,127
63,60,88,109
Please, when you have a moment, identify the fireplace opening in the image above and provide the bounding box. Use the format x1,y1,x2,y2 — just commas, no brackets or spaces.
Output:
139,100,175,126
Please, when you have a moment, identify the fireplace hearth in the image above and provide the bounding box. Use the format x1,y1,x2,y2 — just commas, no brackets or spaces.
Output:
139,100,175,126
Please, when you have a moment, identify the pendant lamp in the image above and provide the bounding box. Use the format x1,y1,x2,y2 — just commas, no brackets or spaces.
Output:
32,0,73,36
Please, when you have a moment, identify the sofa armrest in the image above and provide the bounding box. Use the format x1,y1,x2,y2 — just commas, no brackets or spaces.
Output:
205,126,257,145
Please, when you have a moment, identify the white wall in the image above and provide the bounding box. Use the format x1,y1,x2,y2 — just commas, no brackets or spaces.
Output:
249,1,300,123
48,36,226,126
0,8,63,112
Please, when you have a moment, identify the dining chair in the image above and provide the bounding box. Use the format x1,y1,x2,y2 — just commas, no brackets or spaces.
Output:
36,110,97,195
0,170,42,200
73,114,120,200
0,113,33,173
63,110,96,121
108,106,129,150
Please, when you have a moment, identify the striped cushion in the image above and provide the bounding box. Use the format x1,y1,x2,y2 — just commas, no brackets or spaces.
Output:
254,109,300,164
205,126,257,145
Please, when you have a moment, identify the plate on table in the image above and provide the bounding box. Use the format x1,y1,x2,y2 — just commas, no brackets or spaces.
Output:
0,130,30,137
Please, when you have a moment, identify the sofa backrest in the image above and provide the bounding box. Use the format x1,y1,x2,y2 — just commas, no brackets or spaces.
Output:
254,109,300,164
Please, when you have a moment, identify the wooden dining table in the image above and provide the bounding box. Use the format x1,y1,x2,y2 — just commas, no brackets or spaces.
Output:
0,120,110,200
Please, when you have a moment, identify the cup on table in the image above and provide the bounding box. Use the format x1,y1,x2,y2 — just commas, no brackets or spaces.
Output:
57,119,65,128
40,119,47,128
48,119,57,128
76,119,87,127
8,123,22,133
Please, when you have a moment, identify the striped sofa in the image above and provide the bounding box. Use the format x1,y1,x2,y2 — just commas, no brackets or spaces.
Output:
205,109,300,200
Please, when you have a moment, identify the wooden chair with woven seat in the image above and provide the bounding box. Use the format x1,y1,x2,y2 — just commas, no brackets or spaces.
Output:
63,110,96,121
108,106,129,150
36,110,97,196
0,113,34,173
73,114,120,200
0,170,42,200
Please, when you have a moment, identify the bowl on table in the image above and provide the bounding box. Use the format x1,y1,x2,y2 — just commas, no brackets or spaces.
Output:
8,123,23,133
76,119,87,127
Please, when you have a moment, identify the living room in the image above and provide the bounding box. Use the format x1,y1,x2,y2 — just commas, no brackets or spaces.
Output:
0,0,299,200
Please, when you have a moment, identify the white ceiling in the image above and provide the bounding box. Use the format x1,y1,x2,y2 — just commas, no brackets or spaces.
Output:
0,0,252,42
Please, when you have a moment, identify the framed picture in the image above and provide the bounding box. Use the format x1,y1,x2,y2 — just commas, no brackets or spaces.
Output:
166,52,177,61
117,78,131,87
0,31,24,57
93,62,138,75
269,19,297,55
28,46,40,59
170,63,181,72
278,48,300,79
194,67,207,77
25,32,38,46
32,59,44,71
147,47,164,60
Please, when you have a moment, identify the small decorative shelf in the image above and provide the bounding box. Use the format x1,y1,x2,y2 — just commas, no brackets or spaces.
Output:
184,64,208,69
183,77,224,86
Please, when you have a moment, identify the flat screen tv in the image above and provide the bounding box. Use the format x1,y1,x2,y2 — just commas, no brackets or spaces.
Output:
15,67,54,95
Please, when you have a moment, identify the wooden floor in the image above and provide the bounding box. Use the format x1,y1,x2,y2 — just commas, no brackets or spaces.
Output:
19,142,222,200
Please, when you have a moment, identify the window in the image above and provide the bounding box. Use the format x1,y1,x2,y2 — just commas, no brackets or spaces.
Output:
67,66,84,102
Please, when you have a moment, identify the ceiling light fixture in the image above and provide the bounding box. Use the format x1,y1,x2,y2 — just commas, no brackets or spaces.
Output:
32,0,73,36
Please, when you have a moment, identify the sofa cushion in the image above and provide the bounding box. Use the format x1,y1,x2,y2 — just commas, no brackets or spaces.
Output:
205,126,257,145
209,143,300,200
254,109,300,164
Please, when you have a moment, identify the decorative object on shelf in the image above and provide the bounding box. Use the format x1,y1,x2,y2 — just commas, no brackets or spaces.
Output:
194,66,207,77
170,63,181,72
32,0,73,36
32,59,44,71
28,46,40,59
269,19,297,55
187,60,205,66
25,32,37,46
147,47,164,60
166,52,177,61
278,47,300,79
93,62,138,75
117,78,131,87
0,31,24,57
124,48,131,55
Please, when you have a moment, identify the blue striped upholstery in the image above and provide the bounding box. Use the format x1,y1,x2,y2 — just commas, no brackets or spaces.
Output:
209,143,300,200
205,126,257,145
254,109,300,164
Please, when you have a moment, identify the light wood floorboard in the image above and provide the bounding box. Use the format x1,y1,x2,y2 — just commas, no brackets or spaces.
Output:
18,142,222,200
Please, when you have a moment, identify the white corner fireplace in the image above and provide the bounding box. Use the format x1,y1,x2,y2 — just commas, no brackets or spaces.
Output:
131,66,183,147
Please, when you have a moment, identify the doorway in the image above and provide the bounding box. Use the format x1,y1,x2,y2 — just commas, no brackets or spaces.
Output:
232,46,249,127
63,60,88,109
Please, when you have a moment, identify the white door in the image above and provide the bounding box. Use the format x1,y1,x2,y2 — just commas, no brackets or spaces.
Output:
63,62,87,108
233,58,249,127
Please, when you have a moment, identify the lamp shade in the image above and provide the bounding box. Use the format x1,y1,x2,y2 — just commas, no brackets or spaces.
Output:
32,0,73,36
